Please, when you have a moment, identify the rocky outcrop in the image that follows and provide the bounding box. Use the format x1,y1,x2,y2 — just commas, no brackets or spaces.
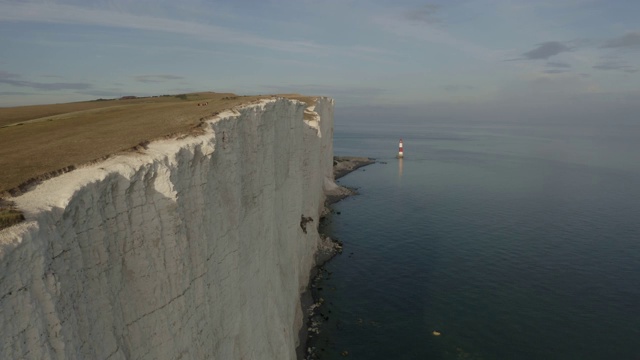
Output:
0,97,335,359
332,156,375,180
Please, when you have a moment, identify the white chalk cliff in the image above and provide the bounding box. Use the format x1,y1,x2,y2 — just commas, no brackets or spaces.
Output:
0,97,335,359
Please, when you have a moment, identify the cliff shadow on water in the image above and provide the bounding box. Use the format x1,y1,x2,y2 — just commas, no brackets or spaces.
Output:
299,156,375,360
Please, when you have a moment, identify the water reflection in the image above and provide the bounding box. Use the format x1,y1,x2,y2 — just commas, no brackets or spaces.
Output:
398,158,403,180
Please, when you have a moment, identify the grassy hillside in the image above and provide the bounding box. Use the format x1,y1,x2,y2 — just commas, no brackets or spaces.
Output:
0,92,317,229
0,92,315,195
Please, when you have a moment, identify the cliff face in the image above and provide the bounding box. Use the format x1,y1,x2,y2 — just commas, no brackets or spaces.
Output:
0,98,334,359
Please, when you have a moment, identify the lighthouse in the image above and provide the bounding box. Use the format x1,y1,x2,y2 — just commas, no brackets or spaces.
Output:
397,138,404,158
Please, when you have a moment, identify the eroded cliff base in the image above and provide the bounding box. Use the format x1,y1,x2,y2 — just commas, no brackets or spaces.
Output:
333,156,375,180
322,157,375,218
300,156,375,359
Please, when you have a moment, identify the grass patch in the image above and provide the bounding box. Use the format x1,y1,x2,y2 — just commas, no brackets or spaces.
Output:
0,91,321,230
0,92,318,196
0,209,24,229
0,92,261,194
0,200,25,229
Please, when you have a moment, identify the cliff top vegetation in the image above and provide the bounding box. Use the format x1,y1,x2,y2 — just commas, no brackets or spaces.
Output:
0,92,315,228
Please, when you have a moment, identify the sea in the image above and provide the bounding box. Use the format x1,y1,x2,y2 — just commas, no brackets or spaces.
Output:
309,115,640,359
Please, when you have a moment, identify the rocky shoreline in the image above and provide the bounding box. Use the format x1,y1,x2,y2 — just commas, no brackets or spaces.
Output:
333,156,376,181
323,156,376,211
297,156,375,359
316,156,375,263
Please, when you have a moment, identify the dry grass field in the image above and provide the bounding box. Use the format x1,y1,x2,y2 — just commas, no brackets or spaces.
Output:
0,92,315,228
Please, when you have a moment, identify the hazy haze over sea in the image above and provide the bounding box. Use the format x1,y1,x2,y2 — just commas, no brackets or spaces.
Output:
309,108,640,359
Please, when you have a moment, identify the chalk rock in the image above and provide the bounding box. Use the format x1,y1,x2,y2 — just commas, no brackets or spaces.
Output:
0,97,335,359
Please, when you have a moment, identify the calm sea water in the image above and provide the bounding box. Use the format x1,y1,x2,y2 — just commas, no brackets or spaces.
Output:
310,118,640,359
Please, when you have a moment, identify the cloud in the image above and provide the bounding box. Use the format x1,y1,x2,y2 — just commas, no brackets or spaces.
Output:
371,11,502,62
0,91,34,96
546,61,571,68
261,84,388,98
404,4,441,25
133,74,185,83
543,61,571,73
601,32,640,48
0,2,327,54
0,70,91,90
522,41,571,60
441,84,476,92
592,61,637,73
498,73,596,102
81,89,127,97
258,84,388,105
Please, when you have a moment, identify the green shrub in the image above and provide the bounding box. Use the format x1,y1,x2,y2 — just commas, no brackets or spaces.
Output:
0,209,24,229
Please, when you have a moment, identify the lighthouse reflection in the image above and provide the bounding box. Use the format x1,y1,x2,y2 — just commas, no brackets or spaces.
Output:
398,158,403,179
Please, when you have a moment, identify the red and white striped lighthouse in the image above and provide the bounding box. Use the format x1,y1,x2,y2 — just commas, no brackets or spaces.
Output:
398,138,404,158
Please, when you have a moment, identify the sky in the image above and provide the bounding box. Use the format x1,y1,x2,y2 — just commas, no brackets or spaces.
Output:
1,0,640,123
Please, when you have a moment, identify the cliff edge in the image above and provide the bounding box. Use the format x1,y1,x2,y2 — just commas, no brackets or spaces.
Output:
0,97,335,359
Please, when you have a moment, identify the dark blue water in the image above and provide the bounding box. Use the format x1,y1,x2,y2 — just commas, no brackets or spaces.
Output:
310,119,640,359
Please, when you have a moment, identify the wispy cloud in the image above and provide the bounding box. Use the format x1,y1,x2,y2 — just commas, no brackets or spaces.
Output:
546,61,571,68
261,84,388,97
81,89,127,97
371,7,502,62
593,61,637,73
0,70,91,90
522,42,571,60
0,1,327,54
0,91,34,96
601,31,640,49
542,61,571,74
498,73,597,101
441,84,476,92
404,4,441,25
133,74,185,83
259,84,388,105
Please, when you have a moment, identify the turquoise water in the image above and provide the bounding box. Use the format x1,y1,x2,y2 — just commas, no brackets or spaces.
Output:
310,119,640,359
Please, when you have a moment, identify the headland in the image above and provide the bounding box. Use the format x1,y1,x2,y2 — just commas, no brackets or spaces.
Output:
0,93,340,359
